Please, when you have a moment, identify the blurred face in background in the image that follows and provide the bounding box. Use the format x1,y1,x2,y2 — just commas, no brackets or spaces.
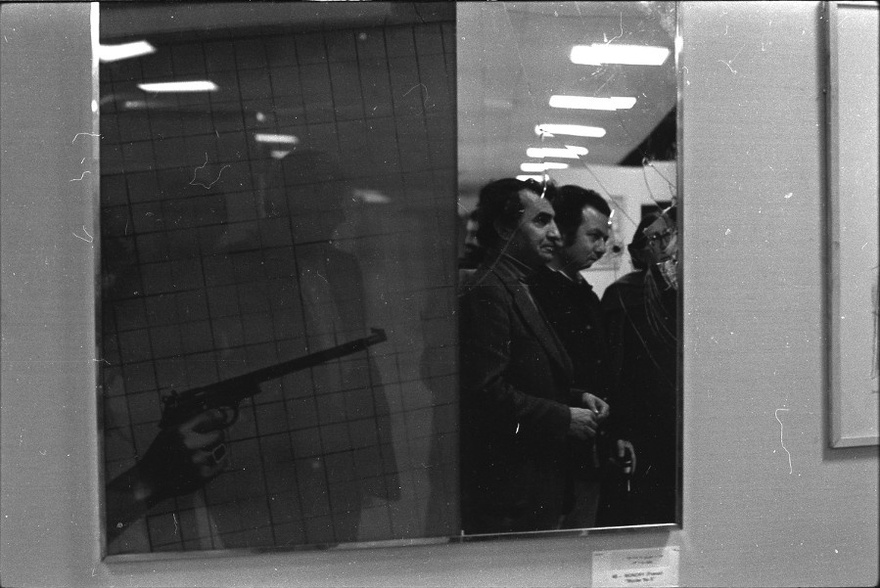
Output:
463,217,481,257
643,212,677,265
643,211,678,289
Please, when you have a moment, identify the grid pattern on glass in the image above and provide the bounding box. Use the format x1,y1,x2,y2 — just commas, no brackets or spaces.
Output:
101,14,457,553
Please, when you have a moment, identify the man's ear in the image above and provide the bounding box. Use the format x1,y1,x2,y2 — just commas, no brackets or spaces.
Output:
494,218,514,241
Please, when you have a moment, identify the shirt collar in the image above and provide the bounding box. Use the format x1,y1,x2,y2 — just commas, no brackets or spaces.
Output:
500,253,536,283
548,264,594,291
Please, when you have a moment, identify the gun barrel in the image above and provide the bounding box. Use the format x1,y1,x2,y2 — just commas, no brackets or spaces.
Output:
159,328,387,429
226,328,386,388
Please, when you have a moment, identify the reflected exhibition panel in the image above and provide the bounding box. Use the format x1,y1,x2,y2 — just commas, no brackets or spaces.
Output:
100,2,458,554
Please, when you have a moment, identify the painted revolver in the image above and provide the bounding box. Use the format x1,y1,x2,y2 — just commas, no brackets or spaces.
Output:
157,328,387,430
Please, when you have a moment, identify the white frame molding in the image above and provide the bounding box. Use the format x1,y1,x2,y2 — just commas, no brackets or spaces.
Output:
824,0,880,448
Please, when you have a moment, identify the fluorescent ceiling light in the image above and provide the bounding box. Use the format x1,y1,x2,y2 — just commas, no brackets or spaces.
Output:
565,145,589,156
570,44,670,66
549,95,637,111
270,150,291,160
254,133,299,145
137,81,218,93
535,124,606,138
526,147,587,159
98,40,156,63
521,162,569,173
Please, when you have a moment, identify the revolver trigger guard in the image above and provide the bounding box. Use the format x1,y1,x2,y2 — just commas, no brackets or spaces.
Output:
218,406,239,427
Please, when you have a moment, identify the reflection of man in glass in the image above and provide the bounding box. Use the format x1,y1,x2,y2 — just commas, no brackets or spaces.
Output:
599,207,678,526
529,185,627,529
286,189,401,545
458,178,608,534
250,151,402,547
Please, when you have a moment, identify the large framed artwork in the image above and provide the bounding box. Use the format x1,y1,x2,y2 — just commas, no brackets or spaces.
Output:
96,0,683,558
825,1,879,448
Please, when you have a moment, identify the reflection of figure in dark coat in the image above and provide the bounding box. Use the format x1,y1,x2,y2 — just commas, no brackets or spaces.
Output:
293,242,402,541
460,256,575,533
201,152,401,548
528,185,616,530
599,210,678,526
264,159,401,545
459,179,606,534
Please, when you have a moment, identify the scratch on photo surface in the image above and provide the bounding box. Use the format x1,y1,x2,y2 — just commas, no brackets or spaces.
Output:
718,44,746,74
403,83,430,107
70,170,92,182
403,83,427,97
190,152,230,189
603,12,624,45
775,408,792,474
73,226,93,243
71,132,101,144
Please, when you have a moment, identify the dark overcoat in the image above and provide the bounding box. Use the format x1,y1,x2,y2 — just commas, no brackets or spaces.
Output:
459,256,577,533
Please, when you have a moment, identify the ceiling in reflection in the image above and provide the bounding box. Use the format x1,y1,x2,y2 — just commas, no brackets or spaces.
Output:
101,2,677,198
100,2,454,178
457,2,677,194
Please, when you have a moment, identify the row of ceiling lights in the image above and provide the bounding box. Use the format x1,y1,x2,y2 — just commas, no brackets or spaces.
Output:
102,39,670,169
516,43,670,181
100,40,298,158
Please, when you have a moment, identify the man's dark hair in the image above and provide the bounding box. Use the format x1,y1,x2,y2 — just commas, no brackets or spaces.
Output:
474,178,557,250
627,206,676,270
549,185,611,247
628,211,661,270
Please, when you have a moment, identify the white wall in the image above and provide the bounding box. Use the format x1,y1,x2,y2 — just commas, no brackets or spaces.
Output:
1,2,877,587
678,2,877,585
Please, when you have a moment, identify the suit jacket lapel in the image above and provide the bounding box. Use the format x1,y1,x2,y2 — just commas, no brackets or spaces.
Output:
492,263,574,378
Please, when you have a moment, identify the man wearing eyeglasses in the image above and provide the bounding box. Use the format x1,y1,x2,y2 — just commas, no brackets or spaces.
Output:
599,207,678,526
